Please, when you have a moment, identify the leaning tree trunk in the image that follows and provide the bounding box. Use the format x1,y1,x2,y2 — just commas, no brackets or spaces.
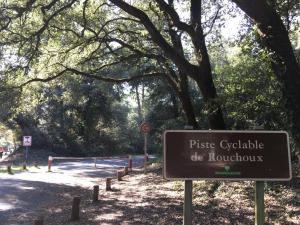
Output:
165,69,200,129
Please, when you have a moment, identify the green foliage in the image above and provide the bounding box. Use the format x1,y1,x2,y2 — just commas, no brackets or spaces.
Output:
0,73,137,156
0,0,299,157
214,42,287,130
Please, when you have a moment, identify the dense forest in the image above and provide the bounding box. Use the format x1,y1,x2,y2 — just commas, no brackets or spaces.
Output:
0,0,299,157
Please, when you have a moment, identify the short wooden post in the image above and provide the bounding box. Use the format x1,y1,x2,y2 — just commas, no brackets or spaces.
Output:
48,156,53,172
7,165,12,174
106,177,112,191
94,158,97,168
92,185,99,202
117,170,123,181
255,181,265,225
128,155,132,171
124,166,128,175
22,163,27,170
71,196,81,221
33,218,44,225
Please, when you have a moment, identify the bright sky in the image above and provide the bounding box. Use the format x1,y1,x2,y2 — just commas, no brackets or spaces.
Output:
221,15,244,39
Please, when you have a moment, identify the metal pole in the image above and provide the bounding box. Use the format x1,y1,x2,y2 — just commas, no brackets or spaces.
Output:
144,133,147,171
25,146,28,165
184,180,193,225
255,181,265,225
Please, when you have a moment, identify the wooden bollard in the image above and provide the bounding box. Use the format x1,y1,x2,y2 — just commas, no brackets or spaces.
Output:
22,164,27,170
128,155,132,171
7,165,12,174
92,185,99,202
33,218,44,225
117,170,123,181
48,156,53,172
106,177,112,191
124,166,128,175
71,196,81,221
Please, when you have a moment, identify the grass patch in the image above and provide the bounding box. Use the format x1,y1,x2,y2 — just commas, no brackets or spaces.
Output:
0,165,32,174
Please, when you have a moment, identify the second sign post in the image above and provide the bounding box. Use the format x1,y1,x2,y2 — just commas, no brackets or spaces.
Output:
140,122,151,171
23,136,32,166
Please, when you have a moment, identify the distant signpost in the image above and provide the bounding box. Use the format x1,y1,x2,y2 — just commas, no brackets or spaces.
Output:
23,136,32,165
23,136,32,147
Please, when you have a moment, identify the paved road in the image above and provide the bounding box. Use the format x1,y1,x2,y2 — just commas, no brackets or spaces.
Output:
0,156,146,225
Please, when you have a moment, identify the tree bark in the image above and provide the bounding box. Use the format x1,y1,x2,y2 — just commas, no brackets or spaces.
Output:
232,0,300,150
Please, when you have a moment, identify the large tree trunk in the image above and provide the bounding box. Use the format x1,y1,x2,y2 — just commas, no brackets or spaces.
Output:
190,0,226,130
178,76,200,129
232,0,300,150
166,5,200,129
110,0,226,130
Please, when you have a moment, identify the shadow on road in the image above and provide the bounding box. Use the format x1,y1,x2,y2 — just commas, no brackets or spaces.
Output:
0,178,89,225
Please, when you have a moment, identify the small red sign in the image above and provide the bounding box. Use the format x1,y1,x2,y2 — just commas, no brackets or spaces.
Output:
140,122,151,134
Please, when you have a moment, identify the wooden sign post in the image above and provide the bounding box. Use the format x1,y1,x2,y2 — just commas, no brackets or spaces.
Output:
252,125,265,225
255,181,264,225
183,126,193,225
164,130,292,224
184,180,192,225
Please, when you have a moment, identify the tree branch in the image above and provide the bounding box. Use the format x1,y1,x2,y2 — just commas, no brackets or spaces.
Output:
109,0,197,76
18,69,68,88
14,66,165,89
154,0,193,34
204,5,221,37
64,67,164,84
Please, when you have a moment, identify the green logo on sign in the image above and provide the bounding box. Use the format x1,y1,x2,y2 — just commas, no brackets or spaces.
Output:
224,165,230,171
215,165,241,176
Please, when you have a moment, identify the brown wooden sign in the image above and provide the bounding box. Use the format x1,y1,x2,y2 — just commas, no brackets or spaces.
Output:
164,130,292,181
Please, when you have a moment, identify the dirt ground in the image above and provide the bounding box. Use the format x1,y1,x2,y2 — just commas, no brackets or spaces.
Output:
21,166,299,225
